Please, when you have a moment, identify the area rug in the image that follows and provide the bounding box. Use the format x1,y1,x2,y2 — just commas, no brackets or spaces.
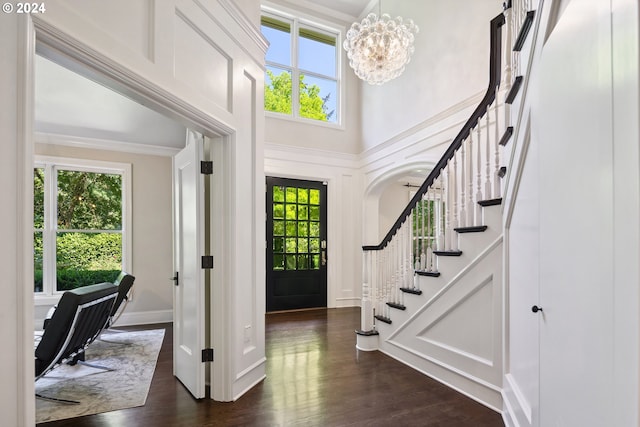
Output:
35,328,165,423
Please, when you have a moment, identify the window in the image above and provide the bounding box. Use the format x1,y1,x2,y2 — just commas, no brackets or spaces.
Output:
272,185,322,271
34,157,131,296
411,190,442,270
261,11,340,124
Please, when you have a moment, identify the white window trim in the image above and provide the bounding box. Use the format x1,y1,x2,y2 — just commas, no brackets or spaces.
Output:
34,155,132,304
261,6,344,128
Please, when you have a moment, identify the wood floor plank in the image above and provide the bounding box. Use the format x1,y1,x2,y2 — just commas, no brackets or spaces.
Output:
37,307,503,426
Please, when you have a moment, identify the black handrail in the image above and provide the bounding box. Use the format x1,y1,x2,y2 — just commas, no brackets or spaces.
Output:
363,12,506,251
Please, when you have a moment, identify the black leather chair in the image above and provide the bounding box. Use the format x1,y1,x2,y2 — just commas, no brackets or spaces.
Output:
35,282,118,381
106,271,135,329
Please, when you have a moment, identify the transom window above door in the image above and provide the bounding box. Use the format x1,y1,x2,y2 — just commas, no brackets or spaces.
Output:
261,10,340,124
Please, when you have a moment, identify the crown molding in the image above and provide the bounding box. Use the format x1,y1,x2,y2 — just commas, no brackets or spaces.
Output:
265,141,359,169
35,132,181,157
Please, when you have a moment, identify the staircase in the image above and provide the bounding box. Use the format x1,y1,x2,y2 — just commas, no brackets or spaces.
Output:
357,1,537,411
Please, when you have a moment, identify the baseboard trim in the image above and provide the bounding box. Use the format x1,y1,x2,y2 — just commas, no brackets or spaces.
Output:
334,297,361,308
233,357,267,401
111,309,173,327
378,345,502,413
501,373,533,427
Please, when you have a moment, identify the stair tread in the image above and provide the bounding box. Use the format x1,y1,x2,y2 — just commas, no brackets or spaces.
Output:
499,126,514,146
478,198,502,207
433,250,463,256
498,166,507,178
506,76,523,104
400,287,423,295
386,302,406,311
355,329,379,336
415,270,440,277
374,315,392,324
513,10,536,52
454,225,488,233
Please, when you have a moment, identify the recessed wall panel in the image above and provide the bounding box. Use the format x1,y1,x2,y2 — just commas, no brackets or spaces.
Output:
60,0,152,59
420,278,494,363
174,13,231,111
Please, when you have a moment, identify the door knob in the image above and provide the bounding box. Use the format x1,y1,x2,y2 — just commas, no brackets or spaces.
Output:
531,305,543,313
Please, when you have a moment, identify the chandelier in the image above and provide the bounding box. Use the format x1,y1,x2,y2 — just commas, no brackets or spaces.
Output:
343,11,419,85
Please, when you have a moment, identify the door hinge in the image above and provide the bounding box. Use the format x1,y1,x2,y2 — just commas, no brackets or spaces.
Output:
201,161,213,175
201,255,214,269
202,348,214,362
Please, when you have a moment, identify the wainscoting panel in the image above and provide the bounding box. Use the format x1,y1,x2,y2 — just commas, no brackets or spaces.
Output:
173,10,232,112
378,230,503,410
58,0,153,60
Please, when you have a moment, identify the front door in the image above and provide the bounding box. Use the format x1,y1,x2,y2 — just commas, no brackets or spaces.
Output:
266,177,327,312
172,131,206,399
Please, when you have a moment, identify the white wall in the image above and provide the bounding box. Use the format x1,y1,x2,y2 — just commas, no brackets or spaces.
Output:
361,0,502,152
378,181,411,238
33,141,175,329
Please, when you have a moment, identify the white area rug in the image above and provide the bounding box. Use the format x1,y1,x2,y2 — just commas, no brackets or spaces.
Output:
36,328,165,423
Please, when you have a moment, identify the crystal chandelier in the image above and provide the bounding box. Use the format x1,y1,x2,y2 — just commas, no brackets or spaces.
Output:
343,11,419,85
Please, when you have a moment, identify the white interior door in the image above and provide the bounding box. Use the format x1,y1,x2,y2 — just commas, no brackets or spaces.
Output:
173,130,206,399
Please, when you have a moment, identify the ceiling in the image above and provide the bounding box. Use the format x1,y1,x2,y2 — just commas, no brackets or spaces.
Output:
275,0,373,21
35,55,187,149
318,0,371,18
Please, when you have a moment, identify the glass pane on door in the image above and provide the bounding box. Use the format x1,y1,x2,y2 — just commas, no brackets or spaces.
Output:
272,184,321,271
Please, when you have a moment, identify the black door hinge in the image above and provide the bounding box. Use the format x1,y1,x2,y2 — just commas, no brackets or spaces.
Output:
201,161,213,175
201,255,214,269
202,348,214,362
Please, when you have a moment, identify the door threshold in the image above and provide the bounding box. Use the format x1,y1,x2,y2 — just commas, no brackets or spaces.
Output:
266,307,328,315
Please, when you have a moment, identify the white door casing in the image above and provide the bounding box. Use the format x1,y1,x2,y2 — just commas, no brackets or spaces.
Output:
173,130,206,399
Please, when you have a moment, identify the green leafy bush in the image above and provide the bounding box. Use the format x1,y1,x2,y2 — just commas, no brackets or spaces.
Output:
35,269,121,292
35,233,122,292
56,233,122,270
56,269,121,291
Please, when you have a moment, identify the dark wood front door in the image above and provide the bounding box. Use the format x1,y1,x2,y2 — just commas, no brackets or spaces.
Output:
266,177,327,312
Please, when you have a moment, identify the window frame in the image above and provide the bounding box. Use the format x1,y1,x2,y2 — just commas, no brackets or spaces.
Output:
261,7,343,127
34,156,132,303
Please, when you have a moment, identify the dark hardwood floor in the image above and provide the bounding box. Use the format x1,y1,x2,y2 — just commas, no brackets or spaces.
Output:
38,307,504,427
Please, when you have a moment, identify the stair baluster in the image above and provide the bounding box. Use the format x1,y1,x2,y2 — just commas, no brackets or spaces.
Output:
460,137,467,228
475,123,483,222
494,89,502,197
467,131,475,226
426,190,434,272
484,106,492,199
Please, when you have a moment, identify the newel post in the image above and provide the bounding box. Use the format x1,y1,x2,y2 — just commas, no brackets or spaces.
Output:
356,249,379,351
361,250,373,330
